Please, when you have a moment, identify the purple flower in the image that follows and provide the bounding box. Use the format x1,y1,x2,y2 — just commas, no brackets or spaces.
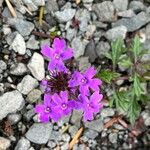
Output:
35,94,61,122
41,38,73,72
69,67,102,95
78,91,103,121
52,91,75,116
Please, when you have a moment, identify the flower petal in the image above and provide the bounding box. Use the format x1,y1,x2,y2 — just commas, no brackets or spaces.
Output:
41,44,53,58
79,85,89,96
39,113,49,122
89,79,102,91
84,67,97,79
60,91,68,102
90,91,103,104
48,61,56,71
35,104,45,113
52,93,62,104
61,48,73,60
52,38,66,52
44,94,51,106
83,110,94,122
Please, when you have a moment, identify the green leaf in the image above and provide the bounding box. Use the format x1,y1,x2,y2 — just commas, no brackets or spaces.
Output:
97,70,120,84
118,56,133,68
105,52,112,60
111,38,124,67
132,36,141,61
127,96,140,125
133,73,144,97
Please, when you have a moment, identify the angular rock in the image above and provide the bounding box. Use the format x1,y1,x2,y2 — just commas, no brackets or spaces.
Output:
0,137,11,150
55,8,76,22
105,25,127,41
26,35,39,50
0,0,3,7
6,18,34,36
146,23,150,39
109,133,118,143
15,137,30,150
82,0,93,3
113,0,128,11
17,75,39,95
117,9,135,18
0,90,25,120
70,110,82,127
66,28,77,41
27,52,45,81
10,33,26,55
113,12,150,32
7,113,21,125
100,108,115,118
71,37,88,59
84,40,97,63
141,110,150,126
96,41,110,58
46,0,59,13
129,1,145,12
27,89,42,103
25,123,53,144
85,119,103,132
84,129,99,139
75,9,90,32
93,1,115,22
10,63,28,76
0,60,7,73
78,57,91,71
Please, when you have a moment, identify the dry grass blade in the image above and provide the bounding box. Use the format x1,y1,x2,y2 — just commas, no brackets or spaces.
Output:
5,0,17,18
118,118,128,128
69,127,83,150
24,6,33,16
104,117,119,129
39,6,44,26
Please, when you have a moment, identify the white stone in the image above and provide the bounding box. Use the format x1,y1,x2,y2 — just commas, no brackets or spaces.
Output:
27,53,45,81
0,90,25,120
10,33,26,55
0,137,11,150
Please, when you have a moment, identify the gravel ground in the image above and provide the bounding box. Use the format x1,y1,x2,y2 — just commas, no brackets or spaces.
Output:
0,0,150,150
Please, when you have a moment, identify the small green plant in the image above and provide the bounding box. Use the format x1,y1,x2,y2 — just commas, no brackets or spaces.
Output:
98,36,150,124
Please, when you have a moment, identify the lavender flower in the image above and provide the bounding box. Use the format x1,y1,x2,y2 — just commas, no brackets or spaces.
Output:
35,94,61,122
41,38,73,72
69,67,102,95
79,92,103,121
35,38,103,123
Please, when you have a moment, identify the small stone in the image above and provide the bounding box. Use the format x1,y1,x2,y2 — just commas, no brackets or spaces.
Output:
49,131,62,142
66,28,77,41
61,142,69,150
6,18,34,36
0,137,11,150
141,110,150,126
27,89,42,103
0,60,7,73
96,41,110,58
100,108,115,118
22,0,37,11
84,129,99,139
25,123,53,144
27,52,45,81
82,0,93,3
93,1,115,22
0,90,25,120
68,126,79,138
75,9,90,32
85,119,103,132
26,35,39,50
10,33,26,55
71,37,88,59
17,75,39,95
113,12,150,32
10,63,28,76
47,141,56,149
24,109,35,121
55,8,76,22
105,26,127,41
78,57,91,71
7,113,21,125
62,133,71,142
70,110,82,127
113,0,128,11
85,25,96,39
117,9,135,18
15,137,30,150
129,1,145,12
0,0,3,7
46,0,59,13
146,23,150,39
109,133,118,143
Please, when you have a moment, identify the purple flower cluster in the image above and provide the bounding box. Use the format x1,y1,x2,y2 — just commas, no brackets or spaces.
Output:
35,38,103,122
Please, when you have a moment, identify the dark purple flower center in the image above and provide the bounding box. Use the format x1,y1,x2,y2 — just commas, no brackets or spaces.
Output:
45,107,51,113
61,103,67,109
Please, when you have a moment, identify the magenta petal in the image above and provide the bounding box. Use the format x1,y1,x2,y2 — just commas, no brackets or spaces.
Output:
44,94,51,106
35,104,44,113
39,114,49,122
52,93,62,104
60,91,68,102
84,67,97,79
61,48,73,60
48,61,56,71
79,85,89,96
41,44,53,58
83,110,94,122
90,91,103,104
52,38,66,52
90,79,101,91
